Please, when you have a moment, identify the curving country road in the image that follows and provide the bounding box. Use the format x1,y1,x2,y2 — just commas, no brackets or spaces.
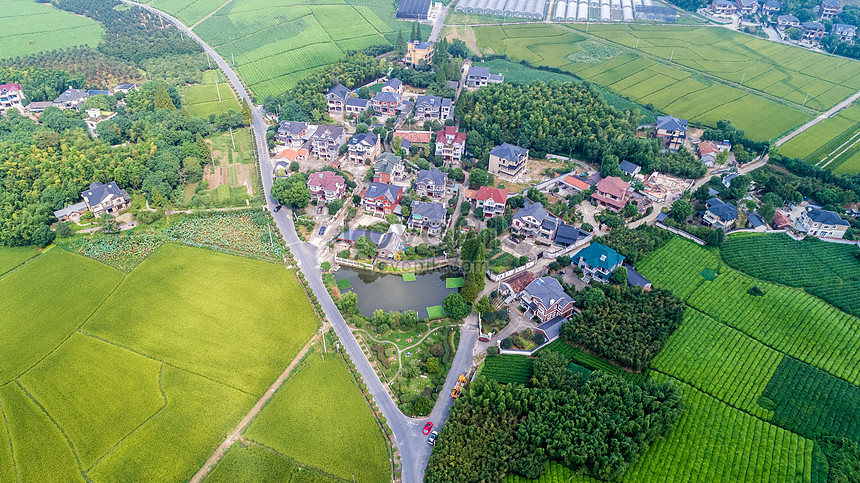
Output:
123,2,474,481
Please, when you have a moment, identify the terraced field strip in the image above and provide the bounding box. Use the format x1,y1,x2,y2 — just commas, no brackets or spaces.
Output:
0,0,104,59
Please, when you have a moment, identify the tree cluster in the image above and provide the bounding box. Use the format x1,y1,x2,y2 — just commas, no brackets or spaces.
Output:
0,47,139,88
425,353,683,482
459,233,487,303
456,82,706,179
562,284,685,371
702,120,769,159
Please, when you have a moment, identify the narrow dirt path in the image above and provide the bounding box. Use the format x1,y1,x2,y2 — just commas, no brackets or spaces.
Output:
190,0,232,29
190,333,318,482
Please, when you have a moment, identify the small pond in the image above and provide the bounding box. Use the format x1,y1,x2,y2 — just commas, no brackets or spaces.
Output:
334,266,463,318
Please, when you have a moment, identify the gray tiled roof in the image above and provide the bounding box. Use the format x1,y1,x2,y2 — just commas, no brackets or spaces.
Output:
384,78,402,90
373,91,400,103
53,201,88,219
82,181,128,206
468,66,490,77
554,224,590,246
513,200,548,223
706,197,739,222
350,132,378,147
806,207,849,225
523,277,571,311
416,168,448,187
656,115,688,132
747,212,766,228
326,84,350,101
619,160,640,175
338,229,384,245
346,97,370,108
365,182,402,203
624,263,651,287
54,88,88,104
489,143,528,161
278,121,307,135
410,200,446,222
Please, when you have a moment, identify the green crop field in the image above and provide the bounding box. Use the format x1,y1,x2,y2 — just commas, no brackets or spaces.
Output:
0,245,40,276
0,242,322,481
482,355,534,384
205,443,300,482
779,104,860,174
167,0,420,99
244,353,391,482
539,339,650,384
721,233,860,316
0,0,104,59
184,69,243,118
469,23,860,140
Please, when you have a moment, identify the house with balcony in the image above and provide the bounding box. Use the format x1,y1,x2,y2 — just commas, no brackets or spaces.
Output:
345,97,371,115
820,0,841,18
363,182,404,217
710,0,737,15
512,200,557,240
415,168,453,200
591,176,631,212
372,91,401,116
413,95,452,122
325,84,351,113
520,277,574,324
307,170,346,203
408,201,447,236
435,126,466,166
802,21,826,41
762,0,781,14
703,197,739,229
53,88,89,110
306,125,346,161
777,14,799,29
797,206,849,239
404,40,434,66
276,121,309,147
655,115,687,151
472,186,508,218
347,132,380,164
465,66,504,88
736,0,758,14
489,143,528,179
81,181,131,217
382,78,403,95
573,242,625,283
553,223,592,248
834,23,857,41
0,83,24,113
373,153,406,183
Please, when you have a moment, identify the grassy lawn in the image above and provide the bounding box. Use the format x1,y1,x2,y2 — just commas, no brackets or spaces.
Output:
0,245,40,276
245,353,390,482
427,305,445,319
0,0,103,59
0,248,123,385
83,243,319,394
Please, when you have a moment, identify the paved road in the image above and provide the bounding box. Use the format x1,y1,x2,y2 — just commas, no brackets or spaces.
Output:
776,89,860,147
429,5,449,42
124,2,474,481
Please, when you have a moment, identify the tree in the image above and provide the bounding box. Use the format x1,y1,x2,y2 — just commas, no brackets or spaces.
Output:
500,337,512,349
357,86,371,99
475,295,494,314
55,222,73,238
443,293,471,320
707,227,726,246
671,200,694,223
785,27,803,40
426,357,440,373
581,222,593,232
401,310,418,328
328,199,344,215
468,168,493,188
582,287,606,309
355,235,378,259
240,99,253,125
100,214,119,234
321,261,331,271
32,225,55,248
716,150,729,165
610,266,628,286
289,161,299,172
271,176,311,208
154,83,176,110
410,22,418,41
395,30,407,55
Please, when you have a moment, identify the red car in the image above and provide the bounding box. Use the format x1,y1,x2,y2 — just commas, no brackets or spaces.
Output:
423,422,433,435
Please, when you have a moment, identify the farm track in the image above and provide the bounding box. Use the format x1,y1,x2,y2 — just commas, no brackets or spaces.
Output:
818,129,860,168
190,0,232,29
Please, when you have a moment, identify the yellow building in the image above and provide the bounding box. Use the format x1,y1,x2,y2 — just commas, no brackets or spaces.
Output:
404,40,434,66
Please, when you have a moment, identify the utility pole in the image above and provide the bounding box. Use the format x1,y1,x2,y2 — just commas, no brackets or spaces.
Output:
802,92,810,107
740,72,745,86
635,37,639,49
670,48,674,62
230,128,236,149
215,81,222,101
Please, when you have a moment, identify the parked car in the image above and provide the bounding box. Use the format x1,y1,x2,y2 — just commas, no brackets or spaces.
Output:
317,206,323,214
319,226,326,235
427,430,438,446
273,205,282,212
423,422,433,435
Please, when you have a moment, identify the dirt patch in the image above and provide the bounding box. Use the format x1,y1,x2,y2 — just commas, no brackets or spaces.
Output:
203,164,253,193
443,25,480,56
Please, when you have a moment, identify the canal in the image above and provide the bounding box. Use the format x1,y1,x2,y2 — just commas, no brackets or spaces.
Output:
334,266,463,318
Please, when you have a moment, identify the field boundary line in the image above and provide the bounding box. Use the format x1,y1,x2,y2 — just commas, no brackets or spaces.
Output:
819,129,860,168
76,330,257,397
236,438,350,482
190,0,232,29
0,396,19,482
0,247,49,281
14,381,87,479
190,333,319,483
84,364,168,474
206,11,316,47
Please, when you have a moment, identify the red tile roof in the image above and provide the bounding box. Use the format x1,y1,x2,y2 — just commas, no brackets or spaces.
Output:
698,141,719,155
276,148,308,161
307,170,344,192
504,270,536,294
394,130,431,143
563,175,590,191
0,83,22,92
773,210,792,228
436,125,466,145
596,176,630,199
475,186,508,204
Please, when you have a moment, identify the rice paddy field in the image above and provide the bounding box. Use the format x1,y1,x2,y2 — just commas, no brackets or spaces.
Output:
0,242,323,481
183,69,243,118
779,103,860,174
0,0,104,59
154,0,420,99
469,23,860,140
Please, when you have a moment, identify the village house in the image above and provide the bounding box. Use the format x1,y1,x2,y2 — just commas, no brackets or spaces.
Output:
404,40,434,66
325,84,351,113
382,78,404,95
747,212,768,231
345,97,371,115
307,170,346,203
434,126,466,166
472,186,508,218
501,270,537,300
777,14,800,29
276,121,309,147
53,88,89,110
802,21,826,41
520,277,575,324
773,210,793,229
798,206,850,238
762,0,781,14
408,201,447,236
619,160,641,177
559,174,591,194
489,143,528,179
834,23,857,41
624,264,652,290
371,91,401,116
0,83,24,113
591,176,632,212
307,125,346,161
697,141,720,167
655,115,687,151
363,181,404,217
413,95,452,122
465,66,504,88
820,0,841,18
112,83,136,95
573,242,625,283
338,228,384,246
373,153,406,183
553,223,592,248
710,0,737,15
415,168,453,200
703,197,739,229
736,0,758,14
377,230,405,259
347,132,380,164
81,181,131,217
512,200,557,240
275,147,308,165
53,201,90,223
